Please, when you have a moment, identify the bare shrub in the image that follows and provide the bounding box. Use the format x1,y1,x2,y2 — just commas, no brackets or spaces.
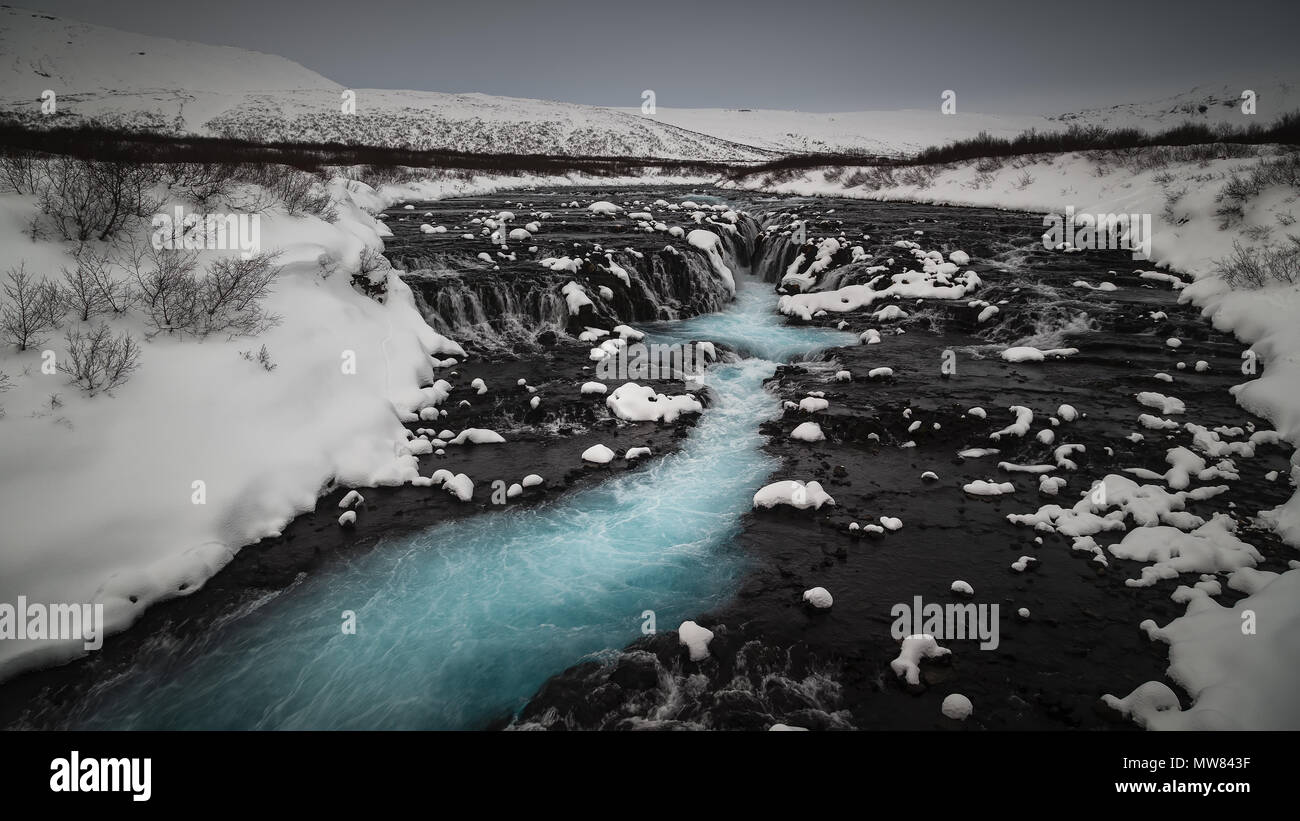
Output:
845,165,896,190
352,246,392,299
59,247,120,322
1,262,62,350
59,322,141,394
164,162,241,210
1215,238,1300,289
120,239,202,335
898,165,938,188
120,235,282,337
234,163,333,217
1216,153,1300,227
0,151,42,194
196,251,283,336
37,156,162,242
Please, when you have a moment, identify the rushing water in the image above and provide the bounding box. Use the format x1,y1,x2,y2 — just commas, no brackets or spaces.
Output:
18,187,1282,732
69,267,850,729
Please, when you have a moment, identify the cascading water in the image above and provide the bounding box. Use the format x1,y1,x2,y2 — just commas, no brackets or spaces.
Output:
52,205,854,731
399,235,747,353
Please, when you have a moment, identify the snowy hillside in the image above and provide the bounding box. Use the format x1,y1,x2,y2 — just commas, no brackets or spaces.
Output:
627,81,1300,158
6,6,1293,165
1051,80,1300,131
0,6,774,161
200,90,779,160
613,107,1051,157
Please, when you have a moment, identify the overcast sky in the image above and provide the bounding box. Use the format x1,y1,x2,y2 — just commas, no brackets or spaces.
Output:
19,0,1300,113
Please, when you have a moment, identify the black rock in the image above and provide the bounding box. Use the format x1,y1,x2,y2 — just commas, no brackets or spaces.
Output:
609,652,661,691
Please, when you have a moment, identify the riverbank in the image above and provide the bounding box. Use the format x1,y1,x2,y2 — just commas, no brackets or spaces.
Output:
722,149,1300,730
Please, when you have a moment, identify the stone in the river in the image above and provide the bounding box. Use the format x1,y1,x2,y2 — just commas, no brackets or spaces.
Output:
802,587,833,609
942,693,973,720
609,651,661,691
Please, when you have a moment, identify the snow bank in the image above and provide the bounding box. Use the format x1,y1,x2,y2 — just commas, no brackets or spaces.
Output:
0,174,475,679
1105,570,1300,729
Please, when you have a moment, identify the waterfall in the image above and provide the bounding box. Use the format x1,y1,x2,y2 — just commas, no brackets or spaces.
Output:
394,215,766,354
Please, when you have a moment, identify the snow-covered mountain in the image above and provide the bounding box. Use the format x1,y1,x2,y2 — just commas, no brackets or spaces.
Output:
0,6,775,161
1,6,1293,161
630,82,1300,157
613,107,1052,157
1048,81,1300,131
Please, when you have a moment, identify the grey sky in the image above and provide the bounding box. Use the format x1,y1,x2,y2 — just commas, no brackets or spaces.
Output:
18,0,1300,113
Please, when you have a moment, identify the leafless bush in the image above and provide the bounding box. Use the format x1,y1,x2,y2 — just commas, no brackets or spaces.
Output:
1013,170,1035,190
59,247,121,321
1243,224,1274,242
1,262,63,350
0,151,42,194
234,163,334,218
844,165,897,190
1215,238,1300,289
58,322,141,395
898,165,938,189
1215,153,1300,227
197,251,283,336
164,162,241,210
120,236,282,336
36,156,162,242
352,246,392,299
120,239,202,334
